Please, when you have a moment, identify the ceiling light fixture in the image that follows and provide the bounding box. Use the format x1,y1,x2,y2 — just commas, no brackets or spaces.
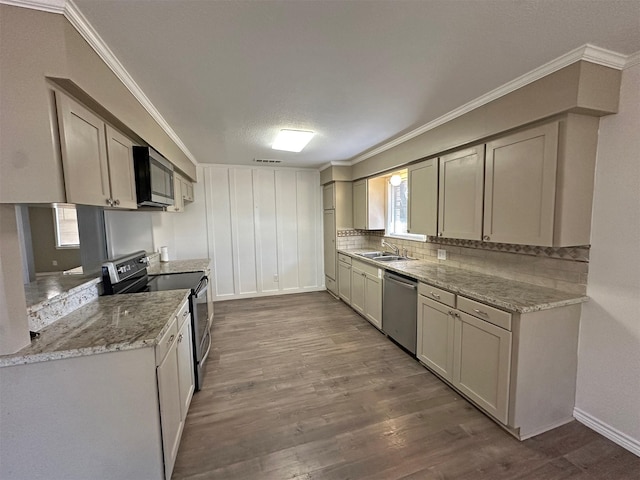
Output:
272,129,315,152
389,174,402,186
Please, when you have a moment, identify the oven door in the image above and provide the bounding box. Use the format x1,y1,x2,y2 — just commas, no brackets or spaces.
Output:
190,276,210,390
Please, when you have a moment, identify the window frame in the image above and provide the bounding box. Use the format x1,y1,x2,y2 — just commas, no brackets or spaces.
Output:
385,170,427,242
53,204,80,249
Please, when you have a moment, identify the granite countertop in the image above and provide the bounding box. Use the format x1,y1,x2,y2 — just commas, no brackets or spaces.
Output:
339,249,588,313
25,274,102,311
147,258,211,275
1,290,189,367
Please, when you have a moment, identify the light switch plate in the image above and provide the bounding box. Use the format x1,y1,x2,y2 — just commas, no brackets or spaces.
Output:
437,249,447,260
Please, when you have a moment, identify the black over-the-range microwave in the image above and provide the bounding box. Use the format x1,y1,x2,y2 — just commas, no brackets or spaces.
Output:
133,146,174,207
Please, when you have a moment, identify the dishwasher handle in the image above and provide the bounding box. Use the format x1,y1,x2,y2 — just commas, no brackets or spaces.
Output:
385,275,417,290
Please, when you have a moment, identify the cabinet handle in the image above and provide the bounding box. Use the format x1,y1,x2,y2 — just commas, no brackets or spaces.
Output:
474,309,488,316
178,333,183,343
167,334,175,346
182,311,189,318
483,235,490,241
438,232,443,237
106,198,113,206
448,310,454,316
430,292,440,299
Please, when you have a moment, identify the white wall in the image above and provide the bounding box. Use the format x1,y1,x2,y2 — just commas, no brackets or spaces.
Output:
574,62,640,455
204,165,323,300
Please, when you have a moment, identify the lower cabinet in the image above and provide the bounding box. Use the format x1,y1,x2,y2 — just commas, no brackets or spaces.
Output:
337,254,352,303
156,299,194,479
417,296,455,382
351,259,383,329
453,311,512,424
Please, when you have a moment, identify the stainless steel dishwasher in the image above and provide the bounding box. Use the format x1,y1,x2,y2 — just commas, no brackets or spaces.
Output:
382,271,418,354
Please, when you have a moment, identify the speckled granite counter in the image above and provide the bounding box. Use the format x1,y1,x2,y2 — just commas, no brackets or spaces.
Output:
2,290,189,367
147,258,211,275
25,274,103,331
339,249,588,313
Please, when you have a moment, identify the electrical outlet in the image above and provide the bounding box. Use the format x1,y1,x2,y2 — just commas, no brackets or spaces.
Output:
273,274,279,282
52,260,58,266
437,249,447,260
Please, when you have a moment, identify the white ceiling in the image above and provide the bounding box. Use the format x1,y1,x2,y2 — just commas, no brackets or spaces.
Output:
71,0,640,169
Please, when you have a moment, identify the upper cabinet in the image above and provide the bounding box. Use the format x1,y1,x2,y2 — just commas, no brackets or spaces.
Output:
56,92,136,209
353,177,385,230
166,173,184,213
323,181,353,229
438,146,485,240
407,159,438,236
484,123,558,246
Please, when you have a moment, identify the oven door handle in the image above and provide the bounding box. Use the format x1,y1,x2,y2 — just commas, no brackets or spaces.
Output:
195,276,208,296
200,332,212,365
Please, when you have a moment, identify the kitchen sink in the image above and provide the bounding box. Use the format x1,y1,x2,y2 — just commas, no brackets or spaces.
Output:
357,251,384,258
357,252,415,262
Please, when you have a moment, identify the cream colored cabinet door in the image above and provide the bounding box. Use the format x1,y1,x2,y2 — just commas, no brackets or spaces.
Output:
323,209,336,280
105,125,138,209
56,92,111,207
182,178,194,202
176,319,195,421
338,261,352,303
453,311,512,424
351,266,365,315
364,273,382,329
323,183,335,210
156,336,182,480
408,158,438,236
167,173,184,212
484,123,558,246
438,146,485,240
417,296,455,382
353,180,367,229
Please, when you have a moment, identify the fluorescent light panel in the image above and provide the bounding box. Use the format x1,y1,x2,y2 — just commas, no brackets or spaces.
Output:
272,129,314,152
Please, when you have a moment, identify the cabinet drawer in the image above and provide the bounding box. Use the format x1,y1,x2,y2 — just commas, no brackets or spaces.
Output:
176,299,190,329
352,259,380,278
457,296,512,331
156,316,178,366
338,253,352,265
418,283,456,308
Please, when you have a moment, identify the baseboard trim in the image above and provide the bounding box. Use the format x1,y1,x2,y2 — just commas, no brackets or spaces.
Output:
213,286,327,302
574,407,640,457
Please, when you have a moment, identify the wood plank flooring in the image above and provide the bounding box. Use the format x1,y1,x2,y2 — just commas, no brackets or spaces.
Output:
172,292,639,480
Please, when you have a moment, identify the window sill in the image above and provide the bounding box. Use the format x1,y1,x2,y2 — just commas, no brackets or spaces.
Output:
387,233,427,242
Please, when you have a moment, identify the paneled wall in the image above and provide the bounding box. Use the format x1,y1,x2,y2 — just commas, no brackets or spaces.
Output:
204,166,323,300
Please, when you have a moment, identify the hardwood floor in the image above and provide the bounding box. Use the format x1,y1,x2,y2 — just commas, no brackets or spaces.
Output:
172,292,639,479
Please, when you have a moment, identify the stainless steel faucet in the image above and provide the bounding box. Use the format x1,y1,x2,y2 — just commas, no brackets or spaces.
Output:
382,240,400,256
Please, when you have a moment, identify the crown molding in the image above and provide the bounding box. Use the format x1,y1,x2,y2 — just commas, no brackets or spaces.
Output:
625,51,640,69
0,0,63,13
2,0,198,166
350,44,629,166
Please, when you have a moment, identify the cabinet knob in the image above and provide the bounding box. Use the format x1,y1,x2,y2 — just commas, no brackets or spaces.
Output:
167,334,175,346
114,199,120,206
430,292,440,299
178,333,183,343
438,232,443,237
106,198,113,206
483,235,490,241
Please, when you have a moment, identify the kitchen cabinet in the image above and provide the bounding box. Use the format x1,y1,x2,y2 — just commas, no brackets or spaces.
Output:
324,209,337,293
453,310,512,424
353,177,385,230
323,181,353,229
438,145,484,240
56,91,137,209
156,298,194,480
407,158,438,236
337,253,352,303
182,177,195,202
351,259,382,329
484,122,558,245
166,172,184,213
417,295,455,382
416,280,580,439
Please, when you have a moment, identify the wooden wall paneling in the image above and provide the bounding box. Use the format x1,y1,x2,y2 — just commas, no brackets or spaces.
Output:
230,169,257,295
207,167,235,298
253,169,279,293
276,170,300,291
296,171,320,289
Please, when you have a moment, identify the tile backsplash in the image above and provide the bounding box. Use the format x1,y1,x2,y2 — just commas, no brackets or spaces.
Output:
338,230,589,295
